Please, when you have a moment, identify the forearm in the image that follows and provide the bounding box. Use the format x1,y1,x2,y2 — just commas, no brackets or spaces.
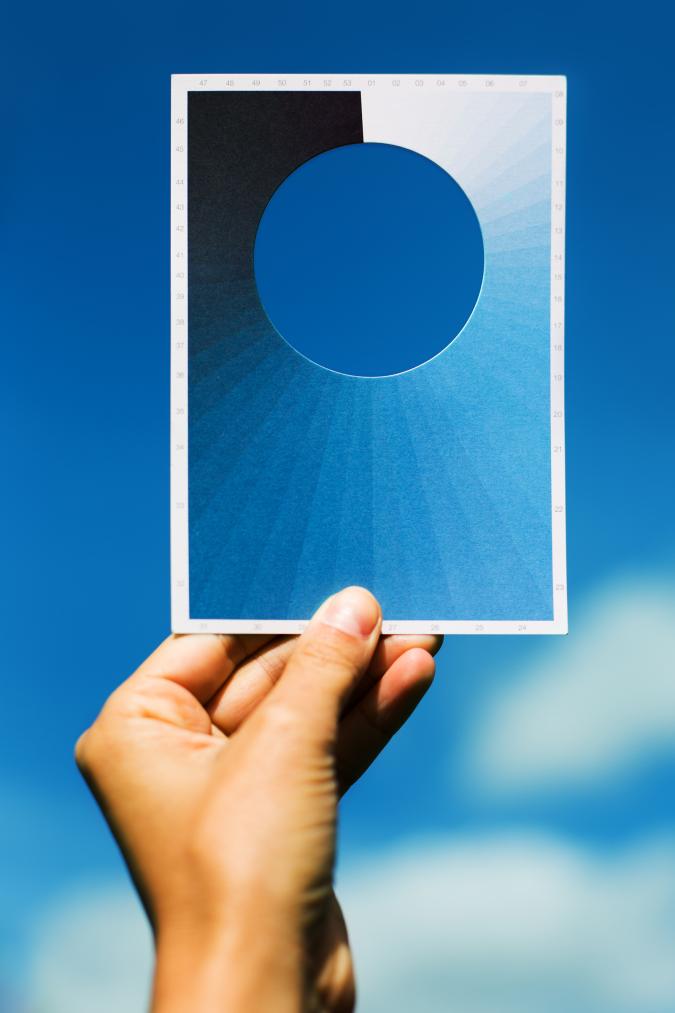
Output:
152,911,304,1013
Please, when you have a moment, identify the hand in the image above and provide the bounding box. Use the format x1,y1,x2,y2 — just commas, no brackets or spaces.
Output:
76,587,441,1012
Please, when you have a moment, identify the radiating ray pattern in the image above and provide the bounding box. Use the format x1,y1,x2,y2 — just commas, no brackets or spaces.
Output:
188,89,554,621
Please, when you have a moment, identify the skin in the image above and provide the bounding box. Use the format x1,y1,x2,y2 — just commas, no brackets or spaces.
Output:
76,586,442,1012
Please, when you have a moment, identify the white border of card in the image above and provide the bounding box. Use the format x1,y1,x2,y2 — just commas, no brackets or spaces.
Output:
170,74,567,635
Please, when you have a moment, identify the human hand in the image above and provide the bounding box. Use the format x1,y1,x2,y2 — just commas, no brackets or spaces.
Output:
76,587,441,1012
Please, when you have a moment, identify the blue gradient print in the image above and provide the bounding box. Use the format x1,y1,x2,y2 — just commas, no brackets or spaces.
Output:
189,91,553,621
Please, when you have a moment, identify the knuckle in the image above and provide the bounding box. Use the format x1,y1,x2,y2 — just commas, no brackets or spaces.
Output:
74,724,101,775
74,675,154,779
110,679,152,714
74,693,122,776
119,679,166,717
73,729,89,770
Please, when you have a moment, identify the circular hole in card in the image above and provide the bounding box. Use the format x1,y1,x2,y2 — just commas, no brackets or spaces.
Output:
253,142,484,378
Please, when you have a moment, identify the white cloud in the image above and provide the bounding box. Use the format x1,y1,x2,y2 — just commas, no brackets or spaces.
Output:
27,881,153,1013
339,833,675,1013
464,575,675,795
22,830,675,1013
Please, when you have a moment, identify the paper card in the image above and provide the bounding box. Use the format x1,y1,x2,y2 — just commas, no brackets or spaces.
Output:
171,74,567,635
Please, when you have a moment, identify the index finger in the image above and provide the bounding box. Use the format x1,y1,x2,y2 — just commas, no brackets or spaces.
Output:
133,632,275,703
207,631,443,734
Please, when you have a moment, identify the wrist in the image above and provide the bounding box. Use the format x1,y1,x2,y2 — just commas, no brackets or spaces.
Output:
152,906,304,1013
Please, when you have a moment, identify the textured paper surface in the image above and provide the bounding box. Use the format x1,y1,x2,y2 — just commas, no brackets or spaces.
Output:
170,75,567,634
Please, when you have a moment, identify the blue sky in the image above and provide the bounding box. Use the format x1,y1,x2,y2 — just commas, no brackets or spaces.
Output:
3,1,675,1009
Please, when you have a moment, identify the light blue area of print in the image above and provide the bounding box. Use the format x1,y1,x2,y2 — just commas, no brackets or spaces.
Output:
189,97,553,621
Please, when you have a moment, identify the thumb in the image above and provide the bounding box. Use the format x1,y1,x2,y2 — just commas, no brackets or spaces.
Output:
266,586,382,731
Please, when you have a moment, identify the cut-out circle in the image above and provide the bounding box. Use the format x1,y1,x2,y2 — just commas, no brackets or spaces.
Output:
254,142,484,377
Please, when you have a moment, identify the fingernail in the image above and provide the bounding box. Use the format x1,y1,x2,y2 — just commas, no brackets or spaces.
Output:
316,587,380,639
